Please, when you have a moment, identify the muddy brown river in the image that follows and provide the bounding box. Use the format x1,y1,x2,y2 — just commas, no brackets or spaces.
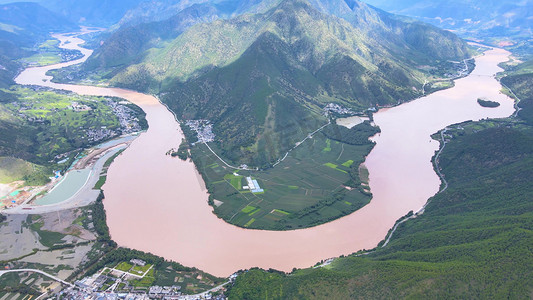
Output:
16,30,515,277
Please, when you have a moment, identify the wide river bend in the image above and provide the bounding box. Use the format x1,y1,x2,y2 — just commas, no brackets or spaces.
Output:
16,31,515,277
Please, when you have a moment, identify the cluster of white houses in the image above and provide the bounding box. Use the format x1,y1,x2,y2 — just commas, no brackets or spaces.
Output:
243,176,263,193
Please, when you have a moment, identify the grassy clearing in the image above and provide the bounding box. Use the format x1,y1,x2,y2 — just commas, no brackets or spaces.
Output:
93,175,107,190
342,160,354,168
323,139,331,152
131,264,152,275
115,261,133,272
21,53,61,66
18,39,82,67
131,268,155,287
323,162,338,169
241,205,257,214
0,157,32,183
29,221,66,248
224,173,243,190
324,162,348,174
248,209,260,216
244,218,255,227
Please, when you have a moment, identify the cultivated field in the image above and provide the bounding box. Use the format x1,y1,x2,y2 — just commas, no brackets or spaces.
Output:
192,132,374,230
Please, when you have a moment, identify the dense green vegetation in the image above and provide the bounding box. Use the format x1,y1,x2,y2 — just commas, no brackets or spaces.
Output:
0,87,146,185
476,98,500,108
227,128,533,298
91,191,114,245
152,0,471,167
501,60,533,125
0,272,40,297
83,0,279,72
83,0,472,229
54,0,472,168
0,157,48,185
225,64,533,298
363,0,533,58
171,138,189,161
191,127,374,230
322,122,380,145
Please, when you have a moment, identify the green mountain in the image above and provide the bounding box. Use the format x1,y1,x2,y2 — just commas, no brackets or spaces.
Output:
501,59,533,125
83,0,281,72
363,0,533,57
104,0,470,166
225,68,533,297
22,0,145,26
116,0,279,27
0,2,77,48
0,2,77,86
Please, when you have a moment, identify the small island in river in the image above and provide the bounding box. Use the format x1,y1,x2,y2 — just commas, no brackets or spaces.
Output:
477,98,501,108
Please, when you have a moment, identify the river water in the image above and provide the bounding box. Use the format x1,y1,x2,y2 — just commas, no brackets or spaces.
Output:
15,31,515,277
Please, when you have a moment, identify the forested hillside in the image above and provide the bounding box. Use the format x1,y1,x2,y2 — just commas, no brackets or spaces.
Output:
363,0,533,57
225,62,533,298
145,0,470,166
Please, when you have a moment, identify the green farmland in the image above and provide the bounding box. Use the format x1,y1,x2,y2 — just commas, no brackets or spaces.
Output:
0,86,147,186
192,128,375,230
18,39,82,67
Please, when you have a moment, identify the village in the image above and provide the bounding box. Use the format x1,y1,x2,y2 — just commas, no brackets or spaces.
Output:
185,120,215,144
54,259,231,300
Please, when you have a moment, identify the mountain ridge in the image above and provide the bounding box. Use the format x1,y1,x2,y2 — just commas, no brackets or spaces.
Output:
147,0,471,166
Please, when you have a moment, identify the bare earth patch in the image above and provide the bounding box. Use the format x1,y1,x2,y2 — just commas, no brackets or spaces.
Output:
40,208,96,241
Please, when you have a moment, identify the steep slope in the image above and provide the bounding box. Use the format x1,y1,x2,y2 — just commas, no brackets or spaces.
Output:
81,0,282,75
0,2,77,86
117,0,280,27
501,60,533,125
123,0,470,166
31,0,145,26
83,3,224,71
0,2,77,37
310,0,471,60
0,2,77,53
111,0,469,88
363,0,533,56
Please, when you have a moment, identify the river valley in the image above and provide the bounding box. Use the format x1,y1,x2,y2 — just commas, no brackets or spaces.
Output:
15,30,516,277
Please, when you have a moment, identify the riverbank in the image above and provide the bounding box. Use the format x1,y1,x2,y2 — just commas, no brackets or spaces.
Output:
3,137,132,215
14,29,516,277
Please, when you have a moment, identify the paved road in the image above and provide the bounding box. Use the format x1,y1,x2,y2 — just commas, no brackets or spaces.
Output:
183,281,230,299
0,269,73,287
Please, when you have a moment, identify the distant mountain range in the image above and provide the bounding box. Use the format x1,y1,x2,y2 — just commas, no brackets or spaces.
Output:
82,0,282,72
0,0,144,26
0,2,76,53
363,0,533,56
0,2,77,87
0,0,473,167
0,0,276,27
84,0,470,166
